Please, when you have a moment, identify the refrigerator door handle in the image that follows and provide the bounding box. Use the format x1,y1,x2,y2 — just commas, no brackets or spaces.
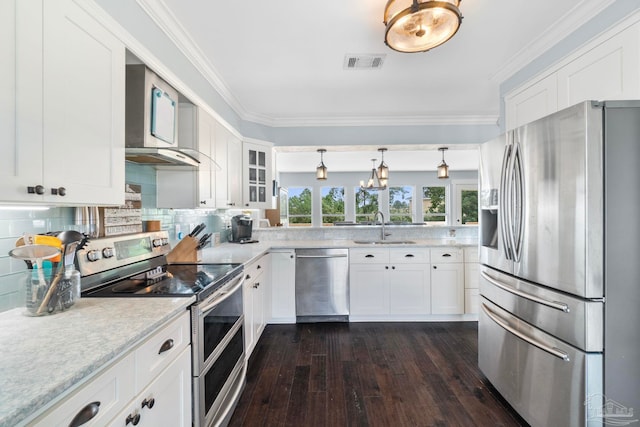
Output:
480,271,570,313
510,142,525,263
481,303,571,362
499,143,513,260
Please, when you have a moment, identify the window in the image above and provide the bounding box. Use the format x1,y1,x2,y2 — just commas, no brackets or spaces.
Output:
423,186,446,224
355,187,379,223
288,187,312,226
389,186,413,223
321,186,345,226
455,184,478,225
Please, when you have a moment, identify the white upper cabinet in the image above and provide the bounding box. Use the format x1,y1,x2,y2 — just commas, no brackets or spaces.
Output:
215,122,243,208
1,0,125,205
505,19,640,130
243,140,274,209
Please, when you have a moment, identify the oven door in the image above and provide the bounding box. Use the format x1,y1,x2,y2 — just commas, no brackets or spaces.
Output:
191,273,246,427
191,273,245,374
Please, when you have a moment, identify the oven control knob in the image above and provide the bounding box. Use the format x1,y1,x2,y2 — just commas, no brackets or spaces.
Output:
152,239,163,248
86,250,102,262
102,247,115,258
162,238,169,246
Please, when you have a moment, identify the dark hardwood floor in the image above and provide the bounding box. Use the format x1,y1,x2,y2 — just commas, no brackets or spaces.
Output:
229,322,528,427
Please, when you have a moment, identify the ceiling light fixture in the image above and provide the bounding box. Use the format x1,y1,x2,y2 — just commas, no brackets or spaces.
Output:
383,0,463,53
360,158,388,190
437,147,449,179
316,149,328,180
377,148,389,187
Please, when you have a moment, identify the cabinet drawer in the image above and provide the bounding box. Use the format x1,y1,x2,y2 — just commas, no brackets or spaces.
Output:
135,311,190,391
389,248,429,264
31,353,135,427
245,256,267,282
463,246,479,262
430,247,463,263
349,248,389,264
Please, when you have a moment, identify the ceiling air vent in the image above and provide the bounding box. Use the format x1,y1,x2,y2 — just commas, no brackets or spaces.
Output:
343,54,386,70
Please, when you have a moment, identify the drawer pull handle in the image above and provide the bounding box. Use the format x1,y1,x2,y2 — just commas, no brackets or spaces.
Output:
142,397,155,409
257,265,261,269
69,401,100,427
158,338,174,354
125,411,140,426
253,282,260,289
245,274,251,280
404,254,415,258
365,254,375,258
442,253,452,257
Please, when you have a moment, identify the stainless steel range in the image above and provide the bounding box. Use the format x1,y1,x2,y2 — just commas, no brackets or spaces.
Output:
78,231,246,427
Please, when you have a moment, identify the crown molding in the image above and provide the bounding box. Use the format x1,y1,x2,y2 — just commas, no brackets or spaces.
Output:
256,114,500,128
490,0,617,84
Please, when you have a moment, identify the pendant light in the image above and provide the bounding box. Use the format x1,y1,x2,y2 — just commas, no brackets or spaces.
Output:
383,0,463,53
437,147,449,179
316,149,328,180
377,148,389,187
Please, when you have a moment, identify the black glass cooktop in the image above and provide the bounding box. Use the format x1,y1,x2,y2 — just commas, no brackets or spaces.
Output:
83,263,243,301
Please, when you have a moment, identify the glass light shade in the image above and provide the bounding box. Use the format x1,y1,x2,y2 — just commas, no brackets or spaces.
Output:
437,161,449,179
384,0,462,53
316,163,327,180
377,162,389,180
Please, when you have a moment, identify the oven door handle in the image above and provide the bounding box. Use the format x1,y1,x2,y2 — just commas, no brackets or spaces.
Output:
198,273,245,314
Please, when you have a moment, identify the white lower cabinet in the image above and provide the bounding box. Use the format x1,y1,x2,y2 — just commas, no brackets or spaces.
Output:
350,248,431,319
110,346,191,427
464,246,480,314
431,262,465,315
270,250,296,323
243,254,270,358
29,312,191,427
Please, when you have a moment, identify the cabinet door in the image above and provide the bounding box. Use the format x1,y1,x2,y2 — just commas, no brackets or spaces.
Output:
214,121,230,207
431,263,464,314
270,250,296,322
0,0,41,202
504,73,558,130
350,264,389,315
42,0,125,205
110,347,192,427
388,264,431,315
243,257,266,357
227,134,243,207
243,141,273,209
195,108,216,207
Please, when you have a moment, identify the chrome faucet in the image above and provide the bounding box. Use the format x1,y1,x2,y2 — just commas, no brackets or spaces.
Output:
373,211,389,241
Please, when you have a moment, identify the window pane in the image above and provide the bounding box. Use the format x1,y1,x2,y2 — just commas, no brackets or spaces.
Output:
355,187,379,223
288,187,312,226
321,187,345,226
461,189,478,224
423,186,446,223
389,186,413,223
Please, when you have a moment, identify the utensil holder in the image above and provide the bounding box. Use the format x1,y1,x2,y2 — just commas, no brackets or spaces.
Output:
25,266,80,316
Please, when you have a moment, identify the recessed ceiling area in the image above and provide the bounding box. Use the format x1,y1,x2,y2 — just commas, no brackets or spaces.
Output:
275,145,479,173
151,0,612,127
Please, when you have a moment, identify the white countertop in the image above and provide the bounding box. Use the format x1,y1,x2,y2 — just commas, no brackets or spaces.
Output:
199,238,477,264
0,237,476,426
0,297,194,427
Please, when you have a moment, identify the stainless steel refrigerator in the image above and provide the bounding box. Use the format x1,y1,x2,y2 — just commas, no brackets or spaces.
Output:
478,100,640,427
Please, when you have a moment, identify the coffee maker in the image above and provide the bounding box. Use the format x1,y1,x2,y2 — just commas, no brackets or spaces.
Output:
230,215,257,243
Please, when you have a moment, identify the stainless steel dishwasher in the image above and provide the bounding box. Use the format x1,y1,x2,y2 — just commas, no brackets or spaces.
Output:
295,248,349,322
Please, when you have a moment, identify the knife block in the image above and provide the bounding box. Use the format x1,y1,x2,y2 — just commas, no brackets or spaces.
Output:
166,236,199,263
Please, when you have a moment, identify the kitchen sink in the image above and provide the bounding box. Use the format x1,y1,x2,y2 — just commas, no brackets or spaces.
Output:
353,240,416,245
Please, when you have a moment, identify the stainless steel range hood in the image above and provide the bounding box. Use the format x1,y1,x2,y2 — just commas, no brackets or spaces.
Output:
125,147,200,167
125,64,202,168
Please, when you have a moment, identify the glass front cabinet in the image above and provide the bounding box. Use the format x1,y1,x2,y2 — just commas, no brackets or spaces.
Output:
242,140,274,209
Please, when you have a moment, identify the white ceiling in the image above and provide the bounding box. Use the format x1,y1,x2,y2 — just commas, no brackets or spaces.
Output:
149,0,610,127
